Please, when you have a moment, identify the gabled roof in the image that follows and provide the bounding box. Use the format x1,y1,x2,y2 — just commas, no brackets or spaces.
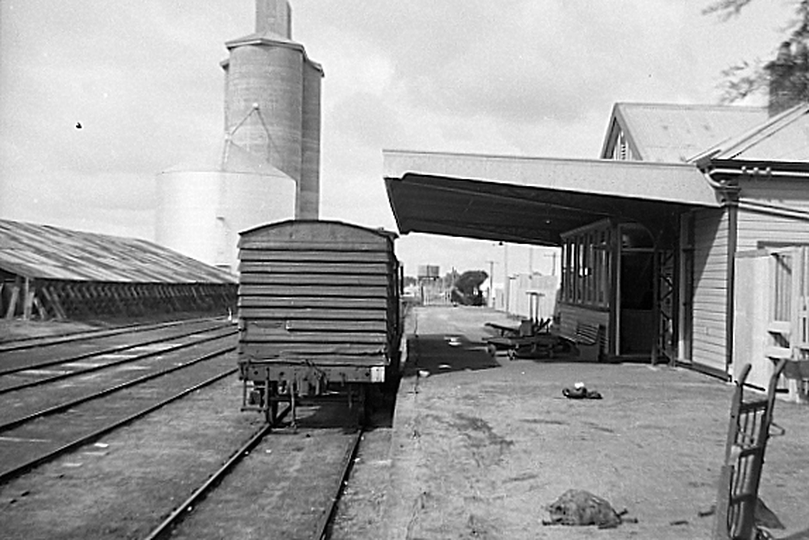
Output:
601,103,769,163
0,219,237,283
693,102,809,163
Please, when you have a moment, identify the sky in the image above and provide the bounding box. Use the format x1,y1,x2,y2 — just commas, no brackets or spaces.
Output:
0,0,795,282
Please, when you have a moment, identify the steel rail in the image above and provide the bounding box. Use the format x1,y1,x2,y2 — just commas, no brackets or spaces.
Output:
0,366,238,486
0,317,225,353
141,426,364,540
0,324,235,381
0,328,236,395
314,428,365,540
141,423,274,540
0,346,234,433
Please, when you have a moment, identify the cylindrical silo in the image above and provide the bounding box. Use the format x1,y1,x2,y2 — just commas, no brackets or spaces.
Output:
155,1,322,271
156,169,223,268
223,0,322,220
155,144,296,273
299,56,323,219
225,42,303,181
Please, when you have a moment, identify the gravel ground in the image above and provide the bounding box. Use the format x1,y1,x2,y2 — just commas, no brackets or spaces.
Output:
380,306,809,540
3,308,807,539
0,373,262,540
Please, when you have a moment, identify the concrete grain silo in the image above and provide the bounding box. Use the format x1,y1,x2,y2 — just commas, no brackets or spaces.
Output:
155,0,323,273
221,0,323,219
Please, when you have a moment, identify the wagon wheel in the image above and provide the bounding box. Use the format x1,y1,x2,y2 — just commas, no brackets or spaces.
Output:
268,382,279,427
349,384,370,426
359,385,371,426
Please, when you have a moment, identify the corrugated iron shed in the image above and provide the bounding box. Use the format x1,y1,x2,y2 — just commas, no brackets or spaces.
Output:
0,219,236,284
602,103,769,163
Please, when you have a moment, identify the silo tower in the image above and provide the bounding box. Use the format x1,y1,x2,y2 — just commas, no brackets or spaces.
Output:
155,0,322,273
222,0,323,219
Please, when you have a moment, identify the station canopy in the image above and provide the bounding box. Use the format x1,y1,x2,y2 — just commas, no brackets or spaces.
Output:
384,149,721,246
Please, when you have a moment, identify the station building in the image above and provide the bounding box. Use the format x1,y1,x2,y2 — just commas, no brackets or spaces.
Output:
385,52,809,388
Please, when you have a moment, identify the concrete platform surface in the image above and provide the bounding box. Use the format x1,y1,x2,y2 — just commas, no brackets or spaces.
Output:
382,306,809,540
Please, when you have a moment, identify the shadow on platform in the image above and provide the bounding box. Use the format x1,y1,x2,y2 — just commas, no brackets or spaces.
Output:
406,333,500,376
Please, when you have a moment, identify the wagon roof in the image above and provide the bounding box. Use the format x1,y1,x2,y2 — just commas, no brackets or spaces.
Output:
238,219,398,241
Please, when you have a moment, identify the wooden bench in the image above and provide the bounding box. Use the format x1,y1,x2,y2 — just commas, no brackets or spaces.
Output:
485,321,521,337
485,319,536,338
573,321,603,361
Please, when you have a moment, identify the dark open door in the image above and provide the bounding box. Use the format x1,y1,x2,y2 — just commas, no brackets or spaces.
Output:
617,224,655,356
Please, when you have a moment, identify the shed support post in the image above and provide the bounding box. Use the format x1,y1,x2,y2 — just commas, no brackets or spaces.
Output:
5,276,21,320
23,277,33,321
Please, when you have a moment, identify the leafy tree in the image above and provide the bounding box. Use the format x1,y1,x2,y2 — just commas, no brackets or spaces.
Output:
705,0,809,103
450,270,488,306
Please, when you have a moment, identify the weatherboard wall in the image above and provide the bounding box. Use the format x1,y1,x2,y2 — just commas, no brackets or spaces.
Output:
690,207,731,375
736,178,809,250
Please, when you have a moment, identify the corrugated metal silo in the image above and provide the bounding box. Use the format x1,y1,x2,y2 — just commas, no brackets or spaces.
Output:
156,144,296,273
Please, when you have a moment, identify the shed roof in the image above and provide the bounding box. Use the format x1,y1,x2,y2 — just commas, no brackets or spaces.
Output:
601,103,769,163
0,219,236,284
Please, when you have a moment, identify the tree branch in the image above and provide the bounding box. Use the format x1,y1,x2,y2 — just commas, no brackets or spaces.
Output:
702,0,755,21
716,60,767,103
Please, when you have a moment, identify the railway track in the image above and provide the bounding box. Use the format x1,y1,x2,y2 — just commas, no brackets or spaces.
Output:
0,318,233,377
144,417,365,540
0,325,236,395
0,321,238,484
0,317,226,352
0,318,381,540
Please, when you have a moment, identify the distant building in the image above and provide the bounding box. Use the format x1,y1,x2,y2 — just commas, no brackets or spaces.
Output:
385,66,809,386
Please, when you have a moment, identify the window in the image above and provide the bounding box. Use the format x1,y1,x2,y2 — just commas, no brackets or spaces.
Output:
560,221,612,309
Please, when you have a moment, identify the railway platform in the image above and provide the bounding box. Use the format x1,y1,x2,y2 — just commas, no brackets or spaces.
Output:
379,306,809,540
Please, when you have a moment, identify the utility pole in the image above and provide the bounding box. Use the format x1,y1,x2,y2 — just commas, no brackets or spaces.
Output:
486,260,495,307
503,243,510,315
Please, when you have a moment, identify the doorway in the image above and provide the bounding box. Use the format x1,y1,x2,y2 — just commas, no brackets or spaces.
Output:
617,224,655,356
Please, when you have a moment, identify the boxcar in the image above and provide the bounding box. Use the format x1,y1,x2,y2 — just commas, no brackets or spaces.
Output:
237,220,403,426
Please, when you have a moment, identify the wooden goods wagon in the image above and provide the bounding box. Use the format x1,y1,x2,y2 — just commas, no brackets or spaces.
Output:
237,220,403,425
